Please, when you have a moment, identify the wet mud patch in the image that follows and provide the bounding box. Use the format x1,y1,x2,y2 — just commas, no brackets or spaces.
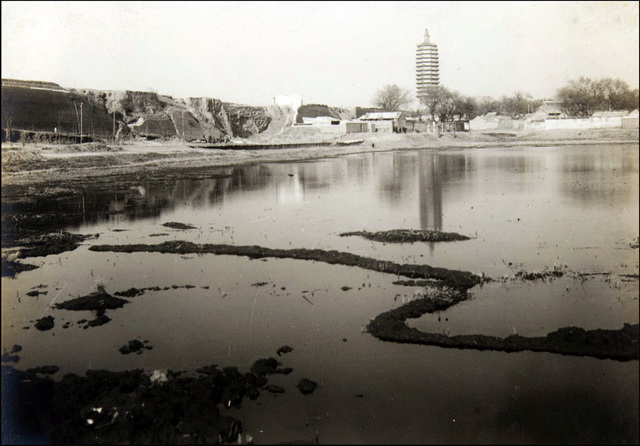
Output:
1,258,38,278
89,241,483,290
162,222,197,230
7,232,98,259
367,286,640,361
340,228,471,243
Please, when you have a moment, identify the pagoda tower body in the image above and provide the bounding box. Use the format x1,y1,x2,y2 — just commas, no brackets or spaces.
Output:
416,29,440,100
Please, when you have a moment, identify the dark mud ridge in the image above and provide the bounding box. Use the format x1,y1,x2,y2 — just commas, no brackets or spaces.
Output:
5,231,97,258
88,241,482,290
367,290,640,361
2,354,316,444
1,232,97,277
1,258,38,278
162,222,197,230
340,229,471,243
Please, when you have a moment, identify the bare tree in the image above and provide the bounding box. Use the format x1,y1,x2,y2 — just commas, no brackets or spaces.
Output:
419,86,450,121
556,77,638,117
2,111,13,142
372,84,413,111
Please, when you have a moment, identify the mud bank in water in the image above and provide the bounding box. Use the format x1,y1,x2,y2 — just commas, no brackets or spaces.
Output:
88,240,483,290
367,291,640,361
1,232,98,277
340,229,471,243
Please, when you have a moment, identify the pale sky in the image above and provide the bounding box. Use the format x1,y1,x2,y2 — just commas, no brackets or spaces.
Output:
2,1,639,108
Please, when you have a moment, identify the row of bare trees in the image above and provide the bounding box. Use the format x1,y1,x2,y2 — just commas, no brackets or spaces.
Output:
373,77,638,120
373,84,541,121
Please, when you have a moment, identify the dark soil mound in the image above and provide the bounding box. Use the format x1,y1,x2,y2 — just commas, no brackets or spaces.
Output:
162,222,197,230
54,287,129,311
12,232,97,259
34,316,54,331
340,229,471,243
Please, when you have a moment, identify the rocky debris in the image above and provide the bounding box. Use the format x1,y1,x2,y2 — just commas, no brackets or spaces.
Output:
224,103,272,138
25,366,59,375
296,379,318,395
89,241,483,291
162,222,197,230
35,316,54,331
339,229,471,243
276,345,293,356
1,365,243,444
119,340,152,355
54,286,129,311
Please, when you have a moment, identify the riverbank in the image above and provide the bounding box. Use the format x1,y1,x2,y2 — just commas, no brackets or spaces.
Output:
2,128,638,188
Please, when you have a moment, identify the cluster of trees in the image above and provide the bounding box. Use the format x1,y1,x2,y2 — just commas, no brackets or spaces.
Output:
556,77,639,117
373,77,638,121
373,84,542,121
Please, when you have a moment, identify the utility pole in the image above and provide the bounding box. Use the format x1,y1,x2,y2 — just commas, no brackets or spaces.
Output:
80,102,83,144
113,111,116,140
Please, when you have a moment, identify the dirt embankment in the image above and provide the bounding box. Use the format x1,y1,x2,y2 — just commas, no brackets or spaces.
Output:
2,83,290,143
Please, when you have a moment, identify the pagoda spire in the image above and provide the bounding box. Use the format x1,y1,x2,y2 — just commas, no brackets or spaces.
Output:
423,29,431,44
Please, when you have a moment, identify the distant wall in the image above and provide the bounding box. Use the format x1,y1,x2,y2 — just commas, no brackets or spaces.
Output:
542,117,623,130
288,124,347,136
621,116,639,129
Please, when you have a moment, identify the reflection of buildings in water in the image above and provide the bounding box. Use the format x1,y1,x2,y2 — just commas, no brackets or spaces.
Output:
418,152,443,231
376,153,418,204
276,175,305,203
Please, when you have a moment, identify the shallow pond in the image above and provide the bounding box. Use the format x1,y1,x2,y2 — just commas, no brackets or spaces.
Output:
2,143,639,443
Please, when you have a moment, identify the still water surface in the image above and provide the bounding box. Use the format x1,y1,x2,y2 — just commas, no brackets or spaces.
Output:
2,144,638,443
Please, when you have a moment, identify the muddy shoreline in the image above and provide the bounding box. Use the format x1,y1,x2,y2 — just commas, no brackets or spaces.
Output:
3,129,638,189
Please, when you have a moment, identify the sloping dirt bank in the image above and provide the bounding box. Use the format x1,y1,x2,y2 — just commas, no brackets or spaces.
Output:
88,241,482,291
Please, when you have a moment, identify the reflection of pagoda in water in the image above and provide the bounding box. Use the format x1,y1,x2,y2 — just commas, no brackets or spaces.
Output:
418,152,443,231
